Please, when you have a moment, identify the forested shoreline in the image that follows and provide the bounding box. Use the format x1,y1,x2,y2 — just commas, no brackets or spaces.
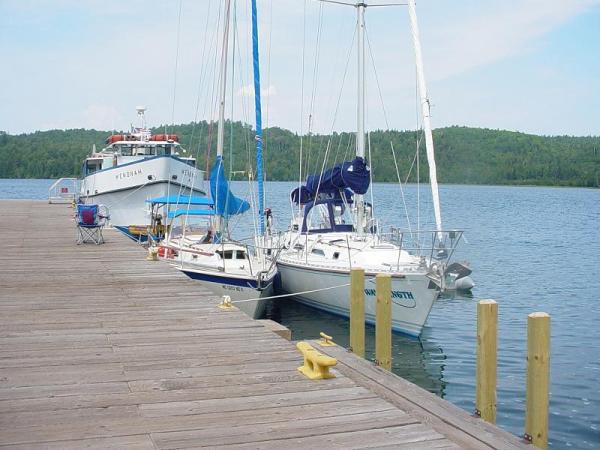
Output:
0,123,598,187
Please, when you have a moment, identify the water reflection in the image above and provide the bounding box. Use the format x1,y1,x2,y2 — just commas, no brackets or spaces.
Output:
266,298,447,397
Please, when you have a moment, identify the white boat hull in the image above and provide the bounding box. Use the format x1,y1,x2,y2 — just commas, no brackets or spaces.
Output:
80,155,204,229
277,262,439,337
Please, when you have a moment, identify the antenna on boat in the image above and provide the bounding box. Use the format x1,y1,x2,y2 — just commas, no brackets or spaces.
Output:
136,106,147,130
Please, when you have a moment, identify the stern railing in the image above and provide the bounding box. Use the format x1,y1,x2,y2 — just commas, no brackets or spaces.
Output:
48,178,79,204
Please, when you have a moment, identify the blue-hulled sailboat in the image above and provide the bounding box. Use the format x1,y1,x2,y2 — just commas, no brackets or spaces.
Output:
158,0,276,319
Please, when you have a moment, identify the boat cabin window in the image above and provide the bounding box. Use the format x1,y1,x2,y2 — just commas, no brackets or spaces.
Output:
311,249,325,256
114,144,175,157
216,250,234,260
118,145,133,156
236,251,246,260
155,145,172,156
134,146,154,156
85,160,102,175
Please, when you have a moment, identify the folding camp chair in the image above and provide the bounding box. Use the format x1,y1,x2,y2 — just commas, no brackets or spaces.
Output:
76,204,109,244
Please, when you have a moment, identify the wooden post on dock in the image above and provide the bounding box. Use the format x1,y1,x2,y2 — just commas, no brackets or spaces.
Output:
476,299,497,424
375,274,392,370
525,312,551,450
350,268,365,358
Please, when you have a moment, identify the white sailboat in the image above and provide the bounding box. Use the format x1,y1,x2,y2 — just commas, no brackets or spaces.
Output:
158,0,276,319
276,1,466,336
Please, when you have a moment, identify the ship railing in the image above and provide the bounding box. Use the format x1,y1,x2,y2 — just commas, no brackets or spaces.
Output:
48,178,80,204
381,228,465,264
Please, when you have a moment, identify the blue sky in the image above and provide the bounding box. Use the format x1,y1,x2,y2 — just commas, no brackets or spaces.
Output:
1,0,599,136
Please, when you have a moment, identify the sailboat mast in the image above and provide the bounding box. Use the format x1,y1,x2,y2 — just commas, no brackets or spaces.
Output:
214,0,231,235
251,0,265,236
355,2,366,236
217,0,231,159
407,0,443,236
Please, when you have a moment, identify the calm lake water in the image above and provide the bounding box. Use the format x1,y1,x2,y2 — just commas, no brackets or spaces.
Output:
2,178,599,449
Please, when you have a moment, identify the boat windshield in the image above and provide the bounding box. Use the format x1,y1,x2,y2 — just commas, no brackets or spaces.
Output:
303,201,354,233
114,144,174,157
305,203,331,232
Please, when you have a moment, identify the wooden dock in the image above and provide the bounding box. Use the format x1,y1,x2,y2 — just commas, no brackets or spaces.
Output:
0,200,529,449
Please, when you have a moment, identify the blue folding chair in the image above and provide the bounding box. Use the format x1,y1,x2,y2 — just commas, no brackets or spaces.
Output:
76,204,108,244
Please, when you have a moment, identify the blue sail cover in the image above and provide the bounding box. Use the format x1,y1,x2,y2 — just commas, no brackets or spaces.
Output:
251,0,265,235
210,155,250,217
292,157,370,204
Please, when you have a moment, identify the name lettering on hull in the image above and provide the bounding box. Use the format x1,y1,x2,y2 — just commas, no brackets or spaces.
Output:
116,168,143,180
364,288,414,300
222,285,244,292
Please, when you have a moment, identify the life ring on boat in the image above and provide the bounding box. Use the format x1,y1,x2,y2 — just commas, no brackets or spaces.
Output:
158,246,177,259
150,134,179,142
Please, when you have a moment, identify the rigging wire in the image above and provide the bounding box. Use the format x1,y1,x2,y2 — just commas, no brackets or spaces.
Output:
297,0,308,219
172,0,214,232
304,2,325,178
263,0,274,202
229,0,237,182
170,0,184,131
364,26,413,235
233,0,259,239
182,1,223,241
310,25,356,206
416,65,421,241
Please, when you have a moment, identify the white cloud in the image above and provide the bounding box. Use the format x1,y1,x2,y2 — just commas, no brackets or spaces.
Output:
423,0,600,81
0,0,598,135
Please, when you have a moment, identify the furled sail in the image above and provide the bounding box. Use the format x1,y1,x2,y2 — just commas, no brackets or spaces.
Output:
210,155,250,217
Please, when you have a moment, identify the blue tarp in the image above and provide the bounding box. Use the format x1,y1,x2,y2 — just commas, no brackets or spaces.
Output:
146,195,214,206
167,209,216,219
210,155,250,217
292,157,370,204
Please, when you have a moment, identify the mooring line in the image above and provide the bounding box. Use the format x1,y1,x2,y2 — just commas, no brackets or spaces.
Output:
228,282,351,304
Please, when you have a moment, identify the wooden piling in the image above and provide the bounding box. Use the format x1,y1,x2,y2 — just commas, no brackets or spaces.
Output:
375,273,392,370
476,300,497,424
350,267,365,358
525,312,551,450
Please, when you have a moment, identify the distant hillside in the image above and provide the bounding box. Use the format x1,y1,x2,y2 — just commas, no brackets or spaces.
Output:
0,124,598,187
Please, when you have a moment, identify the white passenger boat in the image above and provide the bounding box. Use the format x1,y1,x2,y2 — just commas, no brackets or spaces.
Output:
276,1,466,337
79,107,205,239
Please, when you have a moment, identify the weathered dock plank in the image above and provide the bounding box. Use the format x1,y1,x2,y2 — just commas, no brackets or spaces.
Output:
0,200,528,449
